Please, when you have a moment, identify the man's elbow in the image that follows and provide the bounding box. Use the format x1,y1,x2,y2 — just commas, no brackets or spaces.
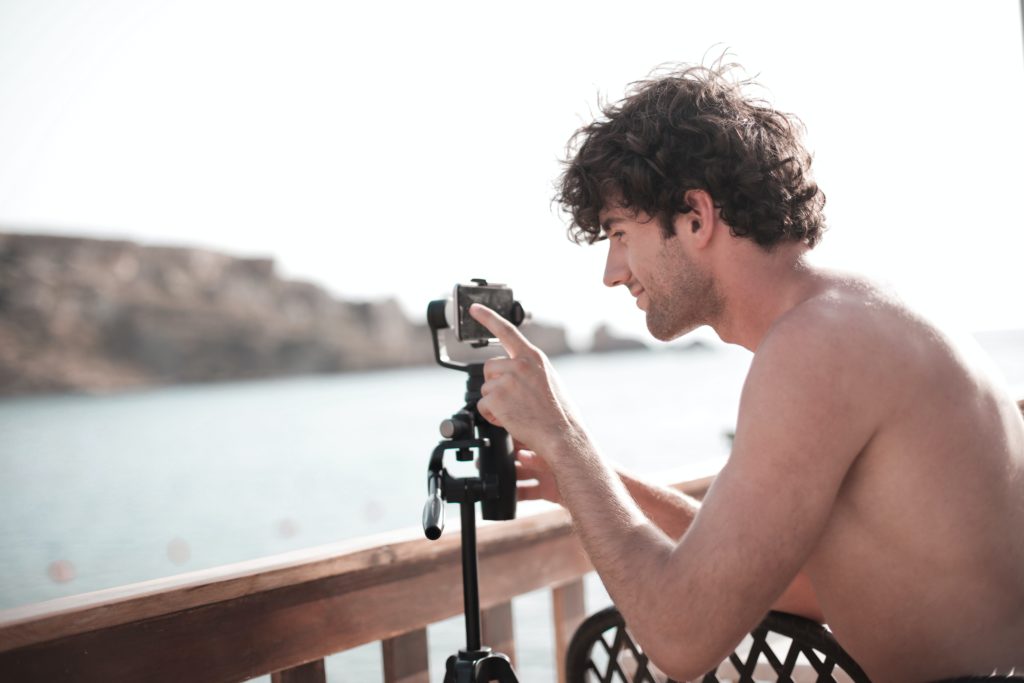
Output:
645,648,723,682
637,629,734,682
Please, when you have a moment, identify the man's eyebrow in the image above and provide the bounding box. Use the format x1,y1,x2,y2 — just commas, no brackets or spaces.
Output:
600,217,624,234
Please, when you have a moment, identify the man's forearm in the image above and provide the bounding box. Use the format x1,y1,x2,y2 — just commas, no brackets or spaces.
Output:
545,434,679,633
615,468,702,539
540,429,700,599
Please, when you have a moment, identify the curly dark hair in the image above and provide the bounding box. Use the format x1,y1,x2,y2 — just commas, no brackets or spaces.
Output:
556,61,826,248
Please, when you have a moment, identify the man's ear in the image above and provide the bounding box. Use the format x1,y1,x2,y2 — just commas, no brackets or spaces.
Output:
674,189,716,248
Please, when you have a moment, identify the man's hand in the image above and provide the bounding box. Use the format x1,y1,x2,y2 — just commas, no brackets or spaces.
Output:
515,446,562,504
469,303,576,457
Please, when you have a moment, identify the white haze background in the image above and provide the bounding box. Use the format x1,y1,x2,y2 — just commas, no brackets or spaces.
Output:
0,1,1023,346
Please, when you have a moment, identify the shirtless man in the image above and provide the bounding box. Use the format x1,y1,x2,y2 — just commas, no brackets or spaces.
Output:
468,63,1024,682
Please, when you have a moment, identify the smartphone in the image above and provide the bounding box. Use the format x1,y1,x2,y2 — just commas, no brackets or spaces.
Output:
452,282,515,343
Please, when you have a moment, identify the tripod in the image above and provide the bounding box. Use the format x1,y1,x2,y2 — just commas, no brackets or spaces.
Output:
422,297,520,683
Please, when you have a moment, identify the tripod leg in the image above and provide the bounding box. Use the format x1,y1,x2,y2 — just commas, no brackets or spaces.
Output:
474,653,518,682
445,654,481,683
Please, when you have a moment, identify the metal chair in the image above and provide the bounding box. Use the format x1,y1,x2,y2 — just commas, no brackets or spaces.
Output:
565,605,870,683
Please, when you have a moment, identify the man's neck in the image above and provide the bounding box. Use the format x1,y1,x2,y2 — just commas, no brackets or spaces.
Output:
706,241,824,351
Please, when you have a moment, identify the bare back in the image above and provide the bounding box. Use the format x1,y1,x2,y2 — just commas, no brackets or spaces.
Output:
786,276,1024,680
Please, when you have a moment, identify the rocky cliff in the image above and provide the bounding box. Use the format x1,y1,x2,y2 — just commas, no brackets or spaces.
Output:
0,233,571,395
589,323,648,353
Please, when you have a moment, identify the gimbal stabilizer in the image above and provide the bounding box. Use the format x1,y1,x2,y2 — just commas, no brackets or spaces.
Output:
422,284,523,683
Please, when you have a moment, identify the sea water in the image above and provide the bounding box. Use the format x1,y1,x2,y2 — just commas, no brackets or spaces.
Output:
1,335,1021,682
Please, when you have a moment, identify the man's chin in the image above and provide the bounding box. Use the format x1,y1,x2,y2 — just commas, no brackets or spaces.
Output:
645,314,698,342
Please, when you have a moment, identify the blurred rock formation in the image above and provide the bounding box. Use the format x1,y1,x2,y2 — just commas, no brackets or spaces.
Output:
589,323,647,353
0,233,571,395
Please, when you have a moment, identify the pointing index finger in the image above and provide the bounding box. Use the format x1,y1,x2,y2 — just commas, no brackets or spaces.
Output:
469,303,531,358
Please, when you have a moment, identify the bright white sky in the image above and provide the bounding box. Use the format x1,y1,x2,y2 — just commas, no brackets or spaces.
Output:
1,1,1022,347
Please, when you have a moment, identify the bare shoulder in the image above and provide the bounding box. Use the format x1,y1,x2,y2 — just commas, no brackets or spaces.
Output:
728,276,913,484
742,269,1022,480
760,274,929,364
745,275,924,426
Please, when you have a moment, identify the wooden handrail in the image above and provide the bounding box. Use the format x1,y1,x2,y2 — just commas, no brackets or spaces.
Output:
0,466,719,682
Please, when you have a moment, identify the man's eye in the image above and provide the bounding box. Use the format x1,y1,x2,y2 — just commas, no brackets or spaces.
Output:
612,231,625,241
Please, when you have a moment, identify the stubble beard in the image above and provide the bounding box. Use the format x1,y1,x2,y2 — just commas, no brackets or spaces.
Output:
644,252,724,342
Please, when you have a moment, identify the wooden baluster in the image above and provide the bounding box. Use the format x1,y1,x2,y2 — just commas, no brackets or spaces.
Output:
270,658,326,683
481,600,516,666
552,578,586,683
382,627,429,683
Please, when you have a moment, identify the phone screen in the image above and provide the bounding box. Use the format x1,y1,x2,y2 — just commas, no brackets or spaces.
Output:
456,285,514,342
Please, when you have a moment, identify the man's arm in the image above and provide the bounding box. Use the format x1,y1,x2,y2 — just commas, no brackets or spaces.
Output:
517,450,702,535
622,469,826,622
472,304,872,679
518,429,826,622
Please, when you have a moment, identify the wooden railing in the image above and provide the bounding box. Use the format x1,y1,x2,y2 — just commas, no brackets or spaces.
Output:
0,466,720,682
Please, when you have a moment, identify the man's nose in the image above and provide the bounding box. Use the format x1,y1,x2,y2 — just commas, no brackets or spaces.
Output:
603,244,629,288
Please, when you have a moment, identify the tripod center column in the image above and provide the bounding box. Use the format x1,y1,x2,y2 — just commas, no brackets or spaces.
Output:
460,498,483,653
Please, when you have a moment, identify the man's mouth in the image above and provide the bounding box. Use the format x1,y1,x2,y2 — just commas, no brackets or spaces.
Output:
632,287,646,310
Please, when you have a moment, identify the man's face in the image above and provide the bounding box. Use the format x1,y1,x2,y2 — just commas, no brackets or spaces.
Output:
600,206,722,341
